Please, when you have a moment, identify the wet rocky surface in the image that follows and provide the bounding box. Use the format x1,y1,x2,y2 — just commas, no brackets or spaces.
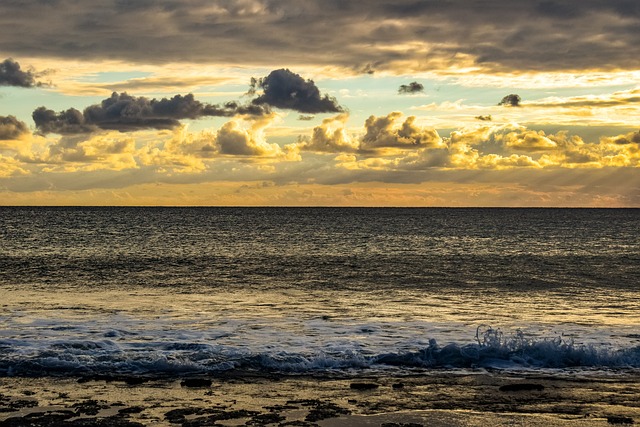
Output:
0,373,638,426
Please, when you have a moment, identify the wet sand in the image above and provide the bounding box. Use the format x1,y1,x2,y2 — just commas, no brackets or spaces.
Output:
1,370,639,426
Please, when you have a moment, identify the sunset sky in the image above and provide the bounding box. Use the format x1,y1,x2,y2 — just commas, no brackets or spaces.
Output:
0,0,638,206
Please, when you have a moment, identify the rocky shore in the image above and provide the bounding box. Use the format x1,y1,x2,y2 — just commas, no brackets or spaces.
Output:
1,371,639,426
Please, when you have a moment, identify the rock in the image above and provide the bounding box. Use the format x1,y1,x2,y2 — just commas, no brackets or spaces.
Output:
123,377,146,386
180,378,212,388
381,423,424,427
0,411,74,426
117,406,144,415
305,401,351,422
164,408,206,424
349,383,379,390
71,400,109,416
278,421,319,426
247,412,286,425
1,399,38,411
499,383,545,392
607,416,634,425
0,411,144,426
181,409,259,427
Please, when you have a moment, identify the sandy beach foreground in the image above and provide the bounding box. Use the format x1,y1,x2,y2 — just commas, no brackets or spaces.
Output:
1,371,638,426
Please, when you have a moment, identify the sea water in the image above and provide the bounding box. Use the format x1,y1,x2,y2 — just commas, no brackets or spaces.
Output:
0,207,639,377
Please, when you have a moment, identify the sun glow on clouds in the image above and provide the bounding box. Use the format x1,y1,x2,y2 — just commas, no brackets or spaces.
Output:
0,0,639,206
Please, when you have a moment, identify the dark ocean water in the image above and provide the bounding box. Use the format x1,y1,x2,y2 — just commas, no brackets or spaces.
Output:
1,207,639,377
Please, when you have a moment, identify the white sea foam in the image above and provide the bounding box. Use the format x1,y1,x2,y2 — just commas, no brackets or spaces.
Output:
1,315,639,378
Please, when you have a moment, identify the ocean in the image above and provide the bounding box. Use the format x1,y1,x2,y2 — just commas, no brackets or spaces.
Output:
1,207,639,379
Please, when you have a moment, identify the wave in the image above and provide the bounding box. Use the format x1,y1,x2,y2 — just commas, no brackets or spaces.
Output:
1,327,640,378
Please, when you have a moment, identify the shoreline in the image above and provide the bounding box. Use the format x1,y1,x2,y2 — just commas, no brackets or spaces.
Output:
1,371,639,426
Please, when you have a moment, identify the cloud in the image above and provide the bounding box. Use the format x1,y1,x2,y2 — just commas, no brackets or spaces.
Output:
216,115,288,158
298,112,444,154
609,130,640,145
499,129,558,152
297,114,358,153
0,115,29,140
499,94,521,107
332,122,640,174
398,82,424,94
475,115,492,121
249,69,343,113
135,114,301,173
361,113,443,151
2,1,640,75
0,154,29,177
20,132,137,172
526,88,640,109
33,92,269,135
0,58,41,88
475,153,542,170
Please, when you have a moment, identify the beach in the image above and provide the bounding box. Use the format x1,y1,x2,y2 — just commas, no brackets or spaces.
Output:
1,207,639,426
2,370,639,426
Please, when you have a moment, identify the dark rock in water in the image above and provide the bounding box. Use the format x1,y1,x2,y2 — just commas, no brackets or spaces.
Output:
278,421,319,426
349,382,379,390
392,382,405,389
607,416,634,425
166,408,259,426
180,378,212,388
305,401,351,422
164,408,206,424
0,411,145,426
0,399,38,412
181,409,260,426
69,417,145,426
71,399,109,416
263,404,299,412
117,406,144,415
249,412,286,424
499,383,545,392
123,377,146,386
0,411,75,426
381,423,424,427
284,398,349,421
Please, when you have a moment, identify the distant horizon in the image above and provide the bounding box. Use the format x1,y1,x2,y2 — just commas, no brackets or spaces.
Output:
1,205,637,209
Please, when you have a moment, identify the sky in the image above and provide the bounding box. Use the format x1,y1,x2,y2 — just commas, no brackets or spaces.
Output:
0,0,639,206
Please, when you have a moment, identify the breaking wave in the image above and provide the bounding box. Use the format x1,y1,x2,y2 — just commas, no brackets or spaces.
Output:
1,327,639,378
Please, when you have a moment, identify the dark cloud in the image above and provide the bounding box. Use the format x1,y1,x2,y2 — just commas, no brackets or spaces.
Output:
298,115,315,121
250,69,343,114
0,1,639,74
0,115,28,139
475,115,492,121
0,0,640,73
33,92,269,134
499,94,522,107
536,1,584,19
0,58,40,88
360,64,376,75
33,107,97,135
398,82,424,94
613,131,640,145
